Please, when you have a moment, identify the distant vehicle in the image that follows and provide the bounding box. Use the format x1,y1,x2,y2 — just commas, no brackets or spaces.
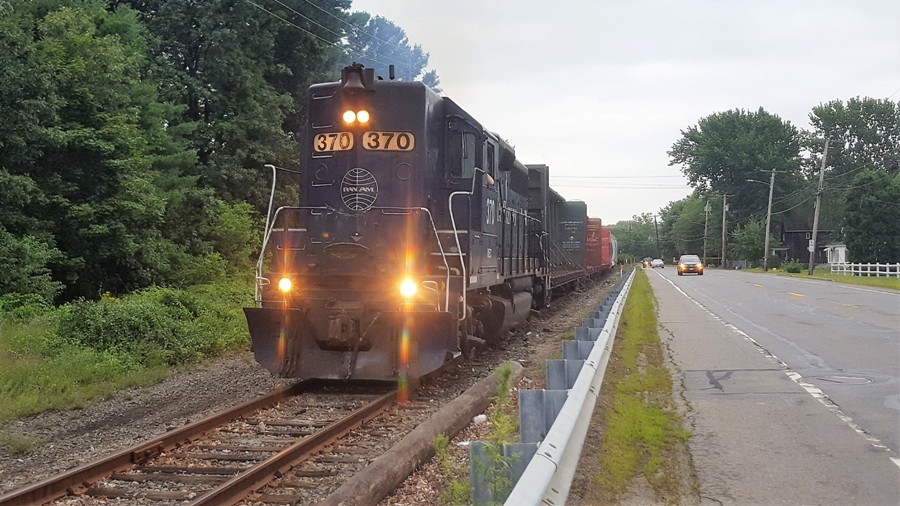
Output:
677,254,704,276
642,257,652,268
651,258,665,268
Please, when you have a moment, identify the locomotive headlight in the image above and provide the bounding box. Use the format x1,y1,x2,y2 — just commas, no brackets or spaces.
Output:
399,278,417,298
342,109,370,125
278,277,293,293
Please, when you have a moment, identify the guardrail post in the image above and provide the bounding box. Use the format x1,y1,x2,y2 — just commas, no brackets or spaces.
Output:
468,270,636,505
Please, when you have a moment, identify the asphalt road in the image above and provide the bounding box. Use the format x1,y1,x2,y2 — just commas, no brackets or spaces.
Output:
645,265,899,505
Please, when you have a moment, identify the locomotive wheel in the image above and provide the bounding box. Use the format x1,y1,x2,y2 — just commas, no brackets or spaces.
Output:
460,331,486,359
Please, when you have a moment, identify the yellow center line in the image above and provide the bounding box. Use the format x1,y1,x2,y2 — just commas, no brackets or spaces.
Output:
753,283,763,287
789,292,805,297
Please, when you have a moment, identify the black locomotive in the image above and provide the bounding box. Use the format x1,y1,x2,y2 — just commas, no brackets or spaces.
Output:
244,64,615,381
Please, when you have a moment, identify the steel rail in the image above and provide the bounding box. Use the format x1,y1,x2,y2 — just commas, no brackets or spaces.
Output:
191,390,395,505
0,381,314,505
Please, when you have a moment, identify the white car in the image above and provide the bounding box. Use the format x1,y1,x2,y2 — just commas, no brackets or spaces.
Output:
651,258,665,268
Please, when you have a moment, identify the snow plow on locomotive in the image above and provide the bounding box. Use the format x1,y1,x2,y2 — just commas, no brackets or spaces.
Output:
244,64,616,381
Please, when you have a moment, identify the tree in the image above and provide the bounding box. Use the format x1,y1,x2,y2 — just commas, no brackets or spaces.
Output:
609,213,658,261
113,0,302,207
805,97,900,183
346,12,441,92
668,108,804,226
659,195,710,259
843,169,900,262
0,227,63,301
729,219,779,266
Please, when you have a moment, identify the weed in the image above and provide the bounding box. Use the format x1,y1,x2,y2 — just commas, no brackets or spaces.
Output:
0,431,43,455
433,434,471,504
588,270,692,502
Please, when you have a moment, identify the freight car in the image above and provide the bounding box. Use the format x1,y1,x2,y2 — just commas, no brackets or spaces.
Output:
244,64,615,381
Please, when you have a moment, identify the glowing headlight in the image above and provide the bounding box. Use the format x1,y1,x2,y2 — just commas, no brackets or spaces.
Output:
278,277,293,293
399,278,417,298
356,110,370,124
342,110,356,124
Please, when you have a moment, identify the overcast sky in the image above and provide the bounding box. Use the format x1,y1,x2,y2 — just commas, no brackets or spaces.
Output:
348,0,899,224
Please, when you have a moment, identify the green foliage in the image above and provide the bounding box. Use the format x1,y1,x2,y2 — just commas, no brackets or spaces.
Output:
610,213,660,261
0,314,168,422
474,364,520,502
593,271,691,500
658,195,711,259
0,227,63,301
55,283,251,366
0,0,438,302
0,431,43,455
668,108,805,227
0,279,252,422
782,261,803,273
118,0,301,205
433,434,472,504
346,12,441,92
806,98,900,182
730,219,780,265
0,293,54,322
843,169,900,263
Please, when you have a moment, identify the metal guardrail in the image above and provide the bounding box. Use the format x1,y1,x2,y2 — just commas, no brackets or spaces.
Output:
469,269,636,504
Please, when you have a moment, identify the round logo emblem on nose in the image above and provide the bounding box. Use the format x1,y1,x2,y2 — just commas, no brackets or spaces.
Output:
341,168,378,212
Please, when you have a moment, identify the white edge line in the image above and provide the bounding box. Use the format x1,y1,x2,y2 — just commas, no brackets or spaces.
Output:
657,273,900,468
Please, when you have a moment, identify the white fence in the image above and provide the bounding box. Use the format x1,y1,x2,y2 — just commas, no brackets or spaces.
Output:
830,262,900,278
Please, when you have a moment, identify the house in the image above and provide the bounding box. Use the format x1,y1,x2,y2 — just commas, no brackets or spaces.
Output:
776,210,835,264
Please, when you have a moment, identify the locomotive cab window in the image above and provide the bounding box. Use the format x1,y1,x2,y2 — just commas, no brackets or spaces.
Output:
485,142,496,182
447,120,481,179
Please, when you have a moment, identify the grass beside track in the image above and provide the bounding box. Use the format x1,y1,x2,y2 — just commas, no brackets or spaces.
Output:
0,281,252,436
585,269,692,503
738,266,899,290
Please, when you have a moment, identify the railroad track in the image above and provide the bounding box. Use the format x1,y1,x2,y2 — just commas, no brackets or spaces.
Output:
0,381,396,505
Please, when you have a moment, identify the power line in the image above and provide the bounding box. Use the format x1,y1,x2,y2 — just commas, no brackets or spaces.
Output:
302,0,405,54
244,0,337,46
552,174,684,179
268,0,411,68
242,0,403,70
551,184,689,189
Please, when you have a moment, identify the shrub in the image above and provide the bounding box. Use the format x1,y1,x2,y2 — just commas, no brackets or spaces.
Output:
0,293,54,322
782,261,803,273
57,297,194,365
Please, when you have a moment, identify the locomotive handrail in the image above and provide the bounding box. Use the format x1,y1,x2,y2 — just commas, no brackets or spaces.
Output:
255,205,451,313
257,164,279,302
448,167,492,322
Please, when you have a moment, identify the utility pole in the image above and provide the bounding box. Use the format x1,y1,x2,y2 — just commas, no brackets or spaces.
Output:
720,194,728,268
703,200,710,264
653,214,661,259
763,169,775,271
808,139,829,275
